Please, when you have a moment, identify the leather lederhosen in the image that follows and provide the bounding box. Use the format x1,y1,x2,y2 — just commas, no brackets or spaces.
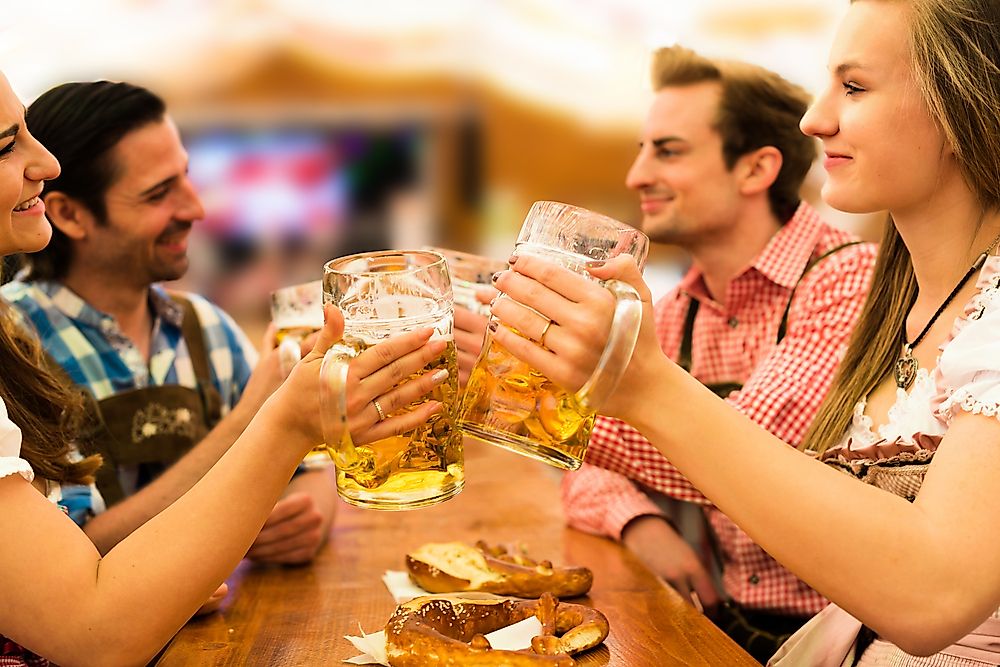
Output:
670,242,861,663
76,294,222,507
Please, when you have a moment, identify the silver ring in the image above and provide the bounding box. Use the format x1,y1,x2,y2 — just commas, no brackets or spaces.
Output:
539,318,553,347
372,399,387,422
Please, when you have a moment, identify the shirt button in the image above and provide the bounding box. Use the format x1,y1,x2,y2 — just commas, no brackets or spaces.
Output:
728,317,739,328
748,574,760,585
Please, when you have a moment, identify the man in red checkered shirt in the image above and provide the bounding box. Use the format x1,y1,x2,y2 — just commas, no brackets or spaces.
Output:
557,46,877,663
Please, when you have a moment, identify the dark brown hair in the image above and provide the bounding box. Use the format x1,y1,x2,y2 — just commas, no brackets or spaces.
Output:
651,45,816,223
23,81,166,281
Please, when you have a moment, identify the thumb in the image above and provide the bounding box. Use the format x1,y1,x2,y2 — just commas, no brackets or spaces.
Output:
588,255,652,303
303,304,345,362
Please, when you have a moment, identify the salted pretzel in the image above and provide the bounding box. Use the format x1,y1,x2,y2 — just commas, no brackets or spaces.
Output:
384,592,610,667
405,540,593,598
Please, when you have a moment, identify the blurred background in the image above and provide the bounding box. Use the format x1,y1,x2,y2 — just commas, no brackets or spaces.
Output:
2,0,879,337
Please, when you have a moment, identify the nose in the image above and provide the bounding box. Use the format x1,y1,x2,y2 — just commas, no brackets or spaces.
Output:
24,130,60,183
625,147,653,191
800,86,838,139
177,175,206,222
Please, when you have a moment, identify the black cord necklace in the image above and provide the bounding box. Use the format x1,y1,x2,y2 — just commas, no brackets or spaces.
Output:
894,236,1000,390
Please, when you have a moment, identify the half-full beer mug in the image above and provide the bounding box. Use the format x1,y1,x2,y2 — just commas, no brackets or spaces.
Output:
270,280,324,378
459,201,649,470
319,250,464,510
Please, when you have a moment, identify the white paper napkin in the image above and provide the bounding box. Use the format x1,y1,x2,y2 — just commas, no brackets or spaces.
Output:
344,616,544,665
381,570,428,604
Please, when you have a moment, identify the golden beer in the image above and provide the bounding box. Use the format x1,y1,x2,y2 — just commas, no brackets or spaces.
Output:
325,338,463,509
457,201,648,471
460,336,594,470
321,250,464,510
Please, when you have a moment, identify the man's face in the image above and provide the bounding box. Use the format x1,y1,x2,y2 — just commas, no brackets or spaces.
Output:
85,116,204,285
625,82,744,246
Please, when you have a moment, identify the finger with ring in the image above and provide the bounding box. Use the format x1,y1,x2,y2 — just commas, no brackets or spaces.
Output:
373,398,387,422
539,318,554,347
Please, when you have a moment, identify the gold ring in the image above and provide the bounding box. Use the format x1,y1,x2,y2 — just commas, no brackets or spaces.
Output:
539,318,553,347
373,399,387,422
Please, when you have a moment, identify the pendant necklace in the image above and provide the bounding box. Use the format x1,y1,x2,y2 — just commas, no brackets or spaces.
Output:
895,235,1000,390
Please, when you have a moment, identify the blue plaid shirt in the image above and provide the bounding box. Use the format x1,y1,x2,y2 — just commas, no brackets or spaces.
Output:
1,279,258,524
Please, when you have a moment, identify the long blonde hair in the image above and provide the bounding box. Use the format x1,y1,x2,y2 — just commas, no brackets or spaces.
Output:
803,0,1000,456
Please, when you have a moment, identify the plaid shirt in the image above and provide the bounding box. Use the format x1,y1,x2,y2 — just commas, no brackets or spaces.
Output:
562,203,877,616
0,279,258,520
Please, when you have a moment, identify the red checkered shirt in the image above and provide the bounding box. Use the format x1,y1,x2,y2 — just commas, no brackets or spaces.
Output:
562,202,877,616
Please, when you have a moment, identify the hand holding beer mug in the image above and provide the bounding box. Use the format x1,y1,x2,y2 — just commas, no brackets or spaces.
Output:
270,280,323,377
319,250,464,510
459,202,649,470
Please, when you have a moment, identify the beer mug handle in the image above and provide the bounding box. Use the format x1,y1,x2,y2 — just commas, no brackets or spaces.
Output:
574,279,643,412
319,345,361,468
278,336,302,378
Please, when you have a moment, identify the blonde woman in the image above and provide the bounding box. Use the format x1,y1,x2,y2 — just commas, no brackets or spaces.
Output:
0,71,447,666
490,0,1000,663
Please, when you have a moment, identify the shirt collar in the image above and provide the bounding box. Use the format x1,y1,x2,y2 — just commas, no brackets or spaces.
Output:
33,281,184,330
750,202,825,290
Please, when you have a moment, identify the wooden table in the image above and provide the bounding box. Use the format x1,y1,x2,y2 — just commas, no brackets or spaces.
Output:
156,440,756,666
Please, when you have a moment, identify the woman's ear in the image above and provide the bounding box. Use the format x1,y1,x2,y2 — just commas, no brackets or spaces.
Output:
42,192,91,241
736,146,783,197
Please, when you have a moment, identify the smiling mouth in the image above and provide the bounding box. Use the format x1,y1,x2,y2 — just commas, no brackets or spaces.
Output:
13,196,40,212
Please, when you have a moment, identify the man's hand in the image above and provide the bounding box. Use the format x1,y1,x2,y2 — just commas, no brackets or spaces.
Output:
455,287,496,387
622,515,720,613
193,583,229,616
246,491,328,565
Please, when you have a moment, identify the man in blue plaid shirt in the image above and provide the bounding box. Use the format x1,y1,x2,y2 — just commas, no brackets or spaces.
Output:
2,81,337,567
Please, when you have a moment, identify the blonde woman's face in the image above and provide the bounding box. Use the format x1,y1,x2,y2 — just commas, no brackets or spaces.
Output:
0,73,59,256
800,1,950,215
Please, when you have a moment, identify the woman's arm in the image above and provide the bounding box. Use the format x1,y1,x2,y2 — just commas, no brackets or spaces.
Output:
0,307,450,666
490,254,1000,656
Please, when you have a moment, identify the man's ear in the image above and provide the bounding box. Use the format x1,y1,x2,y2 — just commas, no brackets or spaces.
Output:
736,146,783,197
42,192,94,241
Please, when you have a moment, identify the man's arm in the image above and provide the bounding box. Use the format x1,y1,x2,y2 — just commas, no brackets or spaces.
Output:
563,461,720,609
585,241,878,503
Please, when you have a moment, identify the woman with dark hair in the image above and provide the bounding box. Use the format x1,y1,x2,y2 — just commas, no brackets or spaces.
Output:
0,72,448,666
491,0,1000,663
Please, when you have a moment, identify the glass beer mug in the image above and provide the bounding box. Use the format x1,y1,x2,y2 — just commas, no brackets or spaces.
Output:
270,280,324,377
459,201,649,470
319,250,464,510
423,246,508,316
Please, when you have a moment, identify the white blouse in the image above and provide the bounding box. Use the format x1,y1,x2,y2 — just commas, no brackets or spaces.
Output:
0,395,34,483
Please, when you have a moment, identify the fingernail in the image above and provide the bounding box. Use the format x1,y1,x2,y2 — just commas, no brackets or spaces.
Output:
587,260,605,268
432,369,449,383
507,255,518,265
488,321,498,332
491,271,501,283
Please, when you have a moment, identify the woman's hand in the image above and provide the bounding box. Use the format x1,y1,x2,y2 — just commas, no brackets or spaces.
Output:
490,254,664,422
279,305,451,452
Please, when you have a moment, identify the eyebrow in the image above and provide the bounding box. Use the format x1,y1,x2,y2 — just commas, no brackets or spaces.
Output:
835,62,865,76
0,123,18,141
649,136,686,148
138,174,178,197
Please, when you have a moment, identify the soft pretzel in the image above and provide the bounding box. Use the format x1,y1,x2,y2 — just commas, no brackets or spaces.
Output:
405,541,593,598
384,592,610,667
